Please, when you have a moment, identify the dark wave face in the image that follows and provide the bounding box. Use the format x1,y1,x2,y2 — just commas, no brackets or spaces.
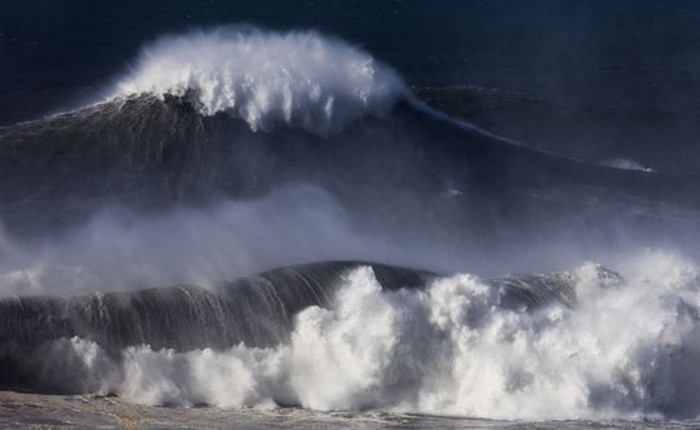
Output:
0,262,431,355
2,89,699,250
0,28,697,243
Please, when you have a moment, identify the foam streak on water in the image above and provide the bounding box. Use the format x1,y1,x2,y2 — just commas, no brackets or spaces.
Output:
112,26,409,135
20,251,700,421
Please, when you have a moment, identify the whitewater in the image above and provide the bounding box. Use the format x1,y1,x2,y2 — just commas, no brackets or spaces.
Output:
2,253,699,421
2,25,700,427
112,26,409,135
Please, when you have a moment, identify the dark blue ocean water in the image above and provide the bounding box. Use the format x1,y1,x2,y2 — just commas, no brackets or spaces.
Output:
2,0,700,125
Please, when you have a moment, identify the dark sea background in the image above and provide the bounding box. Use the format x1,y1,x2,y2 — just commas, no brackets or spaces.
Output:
3,1,700,428
4,0,700,124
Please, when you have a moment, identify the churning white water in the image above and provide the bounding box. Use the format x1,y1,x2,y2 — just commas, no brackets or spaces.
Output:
113,26,409,135
22,251,700,421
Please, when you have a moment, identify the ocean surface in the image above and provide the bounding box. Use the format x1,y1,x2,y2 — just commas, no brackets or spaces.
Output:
2,1,700,428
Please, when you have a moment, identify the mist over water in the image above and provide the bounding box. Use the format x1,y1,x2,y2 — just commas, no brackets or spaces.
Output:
0,186,374,295
2,24,700,424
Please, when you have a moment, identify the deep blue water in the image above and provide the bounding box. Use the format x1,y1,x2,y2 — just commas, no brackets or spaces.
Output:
3,0,700,125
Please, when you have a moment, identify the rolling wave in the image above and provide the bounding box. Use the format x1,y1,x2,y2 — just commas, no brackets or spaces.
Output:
3,256,700,421
112,26,408,135
0,261,613,355
2,82,698,244
0,261,619,393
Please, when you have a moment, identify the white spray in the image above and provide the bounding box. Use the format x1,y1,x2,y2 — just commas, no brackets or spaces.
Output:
113,25,410,135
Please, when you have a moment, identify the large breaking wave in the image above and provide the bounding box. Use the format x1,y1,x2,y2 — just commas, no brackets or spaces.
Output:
2,25,700,422
112,26,409,135
2,256,700,420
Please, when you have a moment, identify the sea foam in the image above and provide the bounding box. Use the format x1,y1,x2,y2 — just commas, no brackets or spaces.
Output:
20,251,700,420
112,26,409,135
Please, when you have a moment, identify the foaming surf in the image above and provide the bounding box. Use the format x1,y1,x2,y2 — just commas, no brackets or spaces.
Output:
2,253,700,420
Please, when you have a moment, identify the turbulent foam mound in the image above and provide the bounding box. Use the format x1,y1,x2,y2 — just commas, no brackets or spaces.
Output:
7,255,700,421
113,26,409,135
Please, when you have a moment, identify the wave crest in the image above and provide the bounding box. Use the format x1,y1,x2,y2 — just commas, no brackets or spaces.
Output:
112,26,409,135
